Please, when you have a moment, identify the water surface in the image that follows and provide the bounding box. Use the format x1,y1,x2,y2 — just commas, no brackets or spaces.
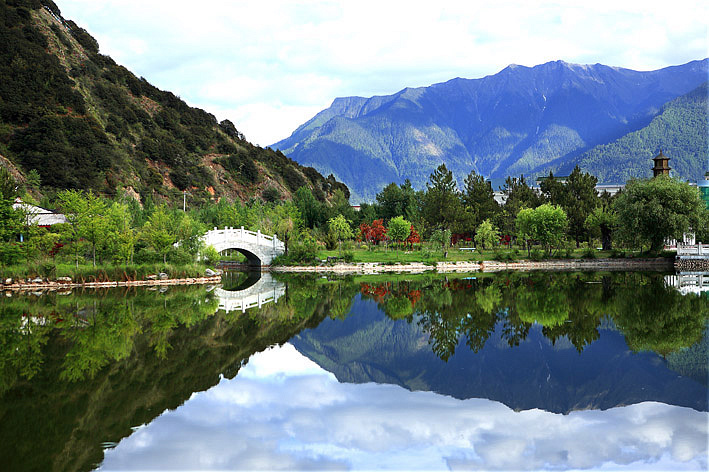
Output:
0,271,706,471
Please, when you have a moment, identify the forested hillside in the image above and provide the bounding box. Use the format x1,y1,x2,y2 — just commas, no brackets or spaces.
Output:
0,0,348,204
548,82,709,182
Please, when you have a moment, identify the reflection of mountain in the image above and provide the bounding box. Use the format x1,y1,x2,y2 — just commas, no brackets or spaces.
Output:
292,295,708,414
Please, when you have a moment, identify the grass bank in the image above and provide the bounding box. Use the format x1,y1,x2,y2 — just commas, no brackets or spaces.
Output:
310,246,674,265
0,261,213,283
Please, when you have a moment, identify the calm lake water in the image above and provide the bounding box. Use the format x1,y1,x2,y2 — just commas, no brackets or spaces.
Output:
1,271,707,471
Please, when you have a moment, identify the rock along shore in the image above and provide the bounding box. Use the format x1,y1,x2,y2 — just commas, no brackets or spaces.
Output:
2,275,222,291
271,258,674,274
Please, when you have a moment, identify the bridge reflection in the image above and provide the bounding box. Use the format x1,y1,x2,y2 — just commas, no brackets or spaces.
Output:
664,272,709,296
212,272,286,313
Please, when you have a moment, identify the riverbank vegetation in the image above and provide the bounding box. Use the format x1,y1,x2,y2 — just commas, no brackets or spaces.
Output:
1,160,707,276
276,164,707,265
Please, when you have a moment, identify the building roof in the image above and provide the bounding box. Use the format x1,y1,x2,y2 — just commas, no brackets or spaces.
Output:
652,149,671,174
12,198,67,226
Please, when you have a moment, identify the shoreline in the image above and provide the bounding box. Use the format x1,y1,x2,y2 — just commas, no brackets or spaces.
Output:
1,275,222,291
271,258,676,274
2,258,691,290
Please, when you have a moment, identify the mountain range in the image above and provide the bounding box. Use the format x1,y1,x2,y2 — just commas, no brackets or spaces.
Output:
272,59,709,202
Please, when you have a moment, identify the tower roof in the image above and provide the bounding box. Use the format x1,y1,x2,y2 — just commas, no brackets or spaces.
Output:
652,149,671,176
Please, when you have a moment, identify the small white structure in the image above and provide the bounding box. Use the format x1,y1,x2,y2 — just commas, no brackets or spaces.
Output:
201,226,285,266
676,243,709,259
12,198,66,227
214,272,285,313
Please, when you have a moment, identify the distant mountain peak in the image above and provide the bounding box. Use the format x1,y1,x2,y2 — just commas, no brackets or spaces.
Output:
272,59,708,203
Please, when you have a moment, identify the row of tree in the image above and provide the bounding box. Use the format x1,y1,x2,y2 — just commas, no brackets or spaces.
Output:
293,163,708,256
1,160,707,267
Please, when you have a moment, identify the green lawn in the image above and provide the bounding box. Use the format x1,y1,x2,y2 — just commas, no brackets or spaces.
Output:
316,244,644,264
1,261,210,281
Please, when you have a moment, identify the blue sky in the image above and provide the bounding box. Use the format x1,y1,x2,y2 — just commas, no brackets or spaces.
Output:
56,0,708,146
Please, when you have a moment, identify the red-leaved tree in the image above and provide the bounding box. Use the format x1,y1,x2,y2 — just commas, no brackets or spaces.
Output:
360,219,388,245
405,225,420,249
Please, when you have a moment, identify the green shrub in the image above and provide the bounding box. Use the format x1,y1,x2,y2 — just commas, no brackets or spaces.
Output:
494,251,513,261
530,249,544,261
610,249,626,259
262,186,281,203
169,247,195,265
273,231,318,265
201,245,220,266
582,247,597,259
134,247,161,264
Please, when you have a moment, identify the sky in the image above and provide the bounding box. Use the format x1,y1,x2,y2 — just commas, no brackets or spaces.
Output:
98,343,708,470
56,0,709,147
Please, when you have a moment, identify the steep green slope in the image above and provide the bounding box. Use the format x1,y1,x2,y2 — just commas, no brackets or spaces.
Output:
552,82,709,182
0,0,348,203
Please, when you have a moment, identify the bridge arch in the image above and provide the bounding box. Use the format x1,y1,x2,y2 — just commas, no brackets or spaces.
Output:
216,246,262,267
201,227,285,267
212,272,286,313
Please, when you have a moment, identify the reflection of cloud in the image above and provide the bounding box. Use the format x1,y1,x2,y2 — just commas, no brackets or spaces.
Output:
99,345,708,471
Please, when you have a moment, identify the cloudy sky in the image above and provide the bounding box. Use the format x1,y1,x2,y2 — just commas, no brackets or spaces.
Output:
56,0,708,146
98,343,708,470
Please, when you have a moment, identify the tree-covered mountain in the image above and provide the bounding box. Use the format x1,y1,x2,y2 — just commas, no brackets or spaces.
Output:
272,59,708,202
544,82,709,183
0,0,348,204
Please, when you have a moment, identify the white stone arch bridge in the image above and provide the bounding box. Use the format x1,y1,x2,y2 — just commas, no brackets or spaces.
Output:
212,272,286,313
202,226,285,267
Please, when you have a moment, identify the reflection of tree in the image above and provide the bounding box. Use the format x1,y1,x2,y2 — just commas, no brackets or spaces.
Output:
354,272,709,360
475,284,501,315
385,296,414,319
610,275,709,356
0,283,324,472
541,277,606,352
516,280,569,327
59,300,139,381
325,280,358,320
0,303,52,393
666,327,708,385
278,274,360,323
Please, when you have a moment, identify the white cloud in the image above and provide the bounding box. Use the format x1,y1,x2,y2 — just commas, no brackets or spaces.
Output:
56,0,708,145
97,344,708,471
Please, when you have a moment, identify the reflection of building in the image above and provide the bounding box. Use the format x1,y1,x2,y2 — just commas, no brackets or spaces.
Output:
664,272,709,296
213,272,286,313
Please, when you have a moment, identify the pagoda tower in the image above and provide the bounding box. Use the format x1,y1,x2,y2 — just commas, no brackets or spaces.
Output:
652,150,671,177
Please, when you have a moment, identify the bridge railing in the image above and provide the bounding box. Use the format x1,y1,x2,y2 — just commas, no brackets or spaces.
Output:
677,243,709,257
215,286,286,313
203,226,285,251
